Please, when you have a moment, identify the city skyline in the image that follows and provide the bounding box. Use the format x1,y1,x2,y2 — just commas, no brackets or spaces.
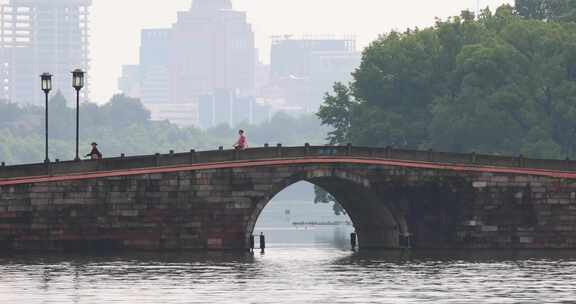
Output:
0,0,514,104
122,7,363,128
119,0,258,127
90,0,513,104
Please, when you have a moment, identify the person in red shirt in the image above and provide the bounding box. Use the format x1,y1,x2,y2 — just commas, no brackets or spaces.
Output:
233,130,247,150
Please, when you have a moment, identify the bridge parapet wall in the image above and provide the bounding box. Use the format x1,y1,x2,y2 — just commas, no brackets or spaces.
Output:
2,146,576,180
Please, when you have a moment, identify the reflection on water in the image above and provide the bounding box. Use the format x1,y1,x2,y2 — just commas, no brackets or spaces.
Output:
1,247,576,304
254,226,354,249
2,196,575,304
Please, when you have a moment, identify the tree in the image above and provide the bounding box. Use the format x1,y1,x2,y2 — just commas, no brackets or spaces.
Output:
515,0,576,22
317,83,356,145
48,91,75,140
515,0,551,20
0,100,25,127
99,94,151,128
314,186,346,216
350,27,441,148
318,6,576,159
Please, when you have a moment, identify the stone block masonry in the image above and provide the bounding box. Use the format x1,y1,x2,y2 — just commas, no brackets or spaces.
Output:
1,146,576,251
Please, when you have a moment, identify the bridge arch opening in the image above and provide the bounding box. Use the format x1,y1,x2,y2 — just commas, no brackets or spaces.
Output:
246,170,407,250
251,181,354,249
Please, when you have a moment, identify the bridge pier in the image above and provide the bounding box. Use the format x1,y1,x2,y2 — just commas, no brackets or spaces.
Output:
356,224,400,249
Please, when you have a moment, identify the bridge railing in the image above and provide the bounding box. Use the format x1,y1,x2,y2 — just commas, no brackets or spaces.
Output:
1,144,575,179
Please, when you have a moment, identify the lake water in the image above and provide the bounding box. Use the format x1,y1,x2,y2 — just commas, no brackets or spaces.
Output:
2,245,576,303
1,198,576,303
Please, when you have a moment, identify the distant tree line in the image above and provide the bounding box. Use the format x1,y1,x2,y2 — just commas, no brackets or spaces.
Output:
0,93,329,165
318,2,576,160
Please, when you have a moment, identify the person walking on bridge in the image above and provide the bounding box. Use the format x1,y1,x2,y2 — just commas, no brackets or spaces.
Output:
233,129,248,150
85,142,102,160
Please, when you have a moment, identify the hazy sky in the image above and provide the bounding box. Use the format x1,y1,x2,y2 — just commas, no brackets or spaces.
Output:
90,0,513,103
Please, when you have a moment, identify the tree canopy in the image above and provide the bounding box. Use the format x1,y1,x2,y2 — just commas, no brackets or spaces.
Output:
515,0,576,21
318,5,576,159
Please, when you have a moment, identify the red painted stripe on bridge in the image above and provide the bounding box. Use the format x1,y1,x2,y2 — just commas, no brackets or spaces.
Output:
1,157,576,186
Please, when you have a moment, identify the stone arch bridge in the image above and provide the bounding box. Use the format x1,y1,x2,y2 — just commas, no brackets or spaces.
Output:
1,145,576,251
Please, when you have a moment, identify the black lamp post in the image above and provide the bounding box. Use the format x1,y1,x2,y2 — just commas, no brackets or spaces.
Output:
72,69,85,161
40,73,52,163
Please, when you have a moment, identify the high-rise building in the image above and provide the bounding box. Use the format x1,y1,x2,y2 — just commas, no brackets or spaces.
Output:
268,36,360,112
119,29,181,125
0,0,91,105
118,65,140,98
270,37,357,79
139,29,170,105
169,0,256,109
118,0,256,128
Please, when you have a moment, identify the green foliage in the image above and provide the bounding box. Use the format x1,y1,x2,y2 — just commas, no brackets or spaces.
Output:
318,6,576,159
98,94,151,128
317,83,356,144
352,27,442,148
314,186,346,216
0,94,329,164
515,0,576,22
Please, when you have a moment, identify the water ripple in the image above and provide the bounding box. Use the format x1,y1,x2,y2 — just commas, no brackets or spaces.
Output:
1,249,576,304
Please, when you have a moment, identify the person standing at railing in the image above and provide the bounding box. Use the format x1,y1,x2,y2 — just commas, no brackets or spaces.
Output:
233,130,248,150
85,142,102,160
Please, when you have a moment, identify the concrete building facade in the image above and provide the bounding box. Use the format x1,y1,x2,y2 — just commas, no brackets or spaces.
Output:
0,0,91,105
169,0,255,126
139,29,170,106
117,65,140,98
170,0,255,101
266,36,360,112
118,0,256,127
